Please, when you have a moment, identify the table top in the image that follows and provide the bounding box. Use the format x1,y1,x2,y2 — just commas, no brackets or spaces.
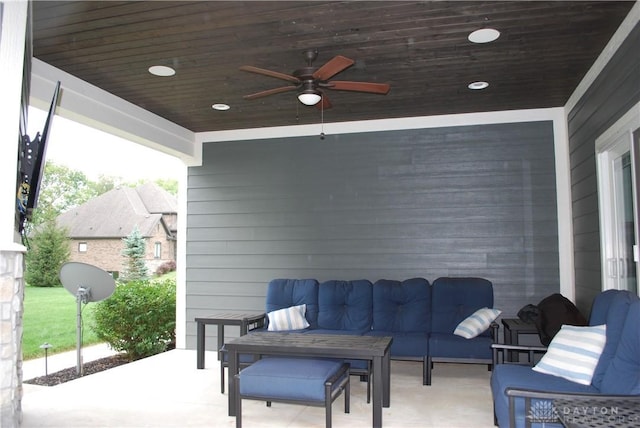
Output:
554,397,640,428
195,312,261,324
502,318,537,330
226,332,393,359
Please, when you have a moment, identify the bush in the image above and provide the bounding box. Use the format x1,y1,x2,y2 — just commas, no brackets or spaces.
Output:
155,260,176,276
92,279,176,360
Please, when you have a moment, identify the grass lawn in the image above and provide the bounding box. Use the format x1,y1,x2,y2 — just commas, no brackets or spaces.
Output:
22,273,177,360
22,286,101,360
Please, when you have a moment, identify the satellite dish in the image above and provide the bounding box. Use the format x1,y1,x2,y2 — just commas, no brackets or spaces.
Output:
59,262,116,375
60,262,116,303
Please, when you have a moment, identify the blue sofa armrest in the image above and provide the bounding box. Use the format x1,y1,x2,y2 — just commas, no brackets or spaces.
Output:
505,388,640,428
492,343,548,366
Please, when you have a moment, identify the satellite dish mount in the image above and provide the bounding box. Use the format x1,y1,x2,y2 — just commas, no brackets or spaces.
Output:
60,262,115,376
77,286,91,303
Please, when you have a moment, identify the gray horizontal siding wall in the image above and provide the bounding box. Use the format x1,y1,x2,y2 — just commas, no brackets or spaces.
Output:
186,121,559,349
568,22,640,315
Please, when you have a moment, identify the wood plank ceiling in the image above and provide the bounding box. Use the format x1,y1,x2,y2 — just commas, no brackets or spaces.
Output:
32,1,635,133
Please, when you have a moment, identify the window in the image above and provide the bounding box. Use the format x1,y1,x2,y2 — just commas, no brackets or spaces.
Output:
78,242,88,253
154,242,162,259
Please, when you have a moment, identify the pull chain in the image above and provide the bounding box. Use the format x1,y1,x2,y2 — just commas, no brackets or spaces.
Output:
320,94,325,140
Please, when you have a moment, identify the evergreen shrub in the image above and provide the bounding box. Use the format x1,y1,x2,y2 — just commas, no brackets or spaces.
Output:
24,222,70,287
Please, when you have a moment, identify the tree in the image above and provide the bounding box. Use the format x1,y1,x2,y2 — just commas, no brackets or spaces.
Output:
130,178,178,195
24,221,70,287
90,174,156,196
121,226,148,281
36,162,95,223
87,174,120,197
154,178,178,195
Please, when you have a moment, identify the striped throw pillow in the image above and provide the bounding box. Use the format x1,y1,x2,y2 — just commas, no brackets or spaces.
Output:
267,304,310,331
532,324,607,385
454,307,501,339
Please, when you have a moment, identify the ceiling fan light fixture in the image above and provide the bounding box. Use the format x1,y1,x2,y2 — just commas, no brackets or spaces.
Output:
468,28,500,44
212,103,230,111
298,91,322,106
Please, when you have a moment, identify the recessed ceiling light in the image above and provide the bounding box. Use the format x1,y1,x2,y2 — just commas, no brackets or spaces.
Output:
468,28,500,44
468,81,489,90
212,103,230,111
148,65,176,77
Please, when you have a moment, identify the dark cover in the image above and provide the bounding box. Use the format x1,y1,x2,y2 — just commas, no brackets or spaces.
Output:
534,293,587,346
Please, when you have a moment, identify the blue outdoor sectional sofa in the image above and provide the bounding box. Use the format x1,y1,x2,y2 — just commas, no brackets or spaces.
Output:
490,289,640,428
248,276,499,385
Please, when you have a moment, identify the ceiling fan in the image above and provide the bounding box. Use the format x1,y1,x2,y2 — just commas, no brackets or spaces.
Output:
239,49,390,109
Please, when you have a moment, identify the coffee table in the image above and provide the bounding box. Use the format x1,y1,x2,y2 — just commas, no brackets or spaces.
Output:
226,332,392,428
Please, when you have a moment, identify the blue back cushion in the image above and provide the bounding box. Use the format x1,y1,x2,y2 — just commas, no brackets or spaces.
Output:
265,279,319,328
318,280,372,332
430,277,493,334
589,290,639,390
371,278,431,332
588,289,622,325
599,300,640,394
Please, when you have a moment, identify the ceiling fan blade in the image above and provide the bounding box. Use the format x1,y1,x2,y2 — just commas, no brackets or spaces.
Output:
239,65,300,84
316,94,332,110
327,81,391,95
243,86,298,100
312,55,355,81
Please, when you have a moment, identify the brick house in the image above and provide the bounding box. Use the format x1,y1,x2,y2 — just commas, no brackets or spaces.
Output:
56,182,177,277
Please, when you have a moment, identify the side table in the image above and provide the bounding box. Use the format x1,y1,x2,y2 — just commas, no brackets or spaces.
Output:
194,312,263,369
502,318,539,362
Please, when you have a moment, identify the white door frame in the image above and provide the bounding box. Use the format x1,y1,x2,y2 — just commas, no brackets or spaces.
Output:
595,102,640,292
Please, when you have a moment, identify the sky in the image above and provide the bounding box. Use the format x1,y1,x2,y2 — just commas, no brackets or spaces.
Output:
27,107,183,182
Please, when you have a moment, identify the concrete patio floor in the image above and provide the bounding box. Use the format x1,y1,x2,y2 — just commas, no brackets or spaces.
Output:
21,349,495,427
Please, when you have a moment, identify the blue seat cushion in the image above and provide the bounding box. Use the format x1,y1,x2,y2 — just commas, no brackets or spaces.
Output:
239,357,345,402
371,278,431,333
265,279,319,328
428,333,492,359
491,364,597,428
317,280,372,333
365,330,428,357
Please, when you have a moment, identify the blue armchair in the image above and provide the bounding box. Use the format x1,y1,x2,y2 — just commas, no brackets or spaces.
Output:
491,290,640,428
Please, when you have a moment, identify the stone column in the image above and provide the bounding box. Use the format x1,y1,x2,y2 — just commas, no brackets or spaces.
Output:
0,0,29,423
0,248,25,427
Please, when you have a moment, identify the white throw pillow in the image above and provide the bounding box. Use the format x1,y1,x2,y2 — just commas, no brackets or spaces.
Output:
532,324,607,385
267,304,310,331
454,307,501,339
